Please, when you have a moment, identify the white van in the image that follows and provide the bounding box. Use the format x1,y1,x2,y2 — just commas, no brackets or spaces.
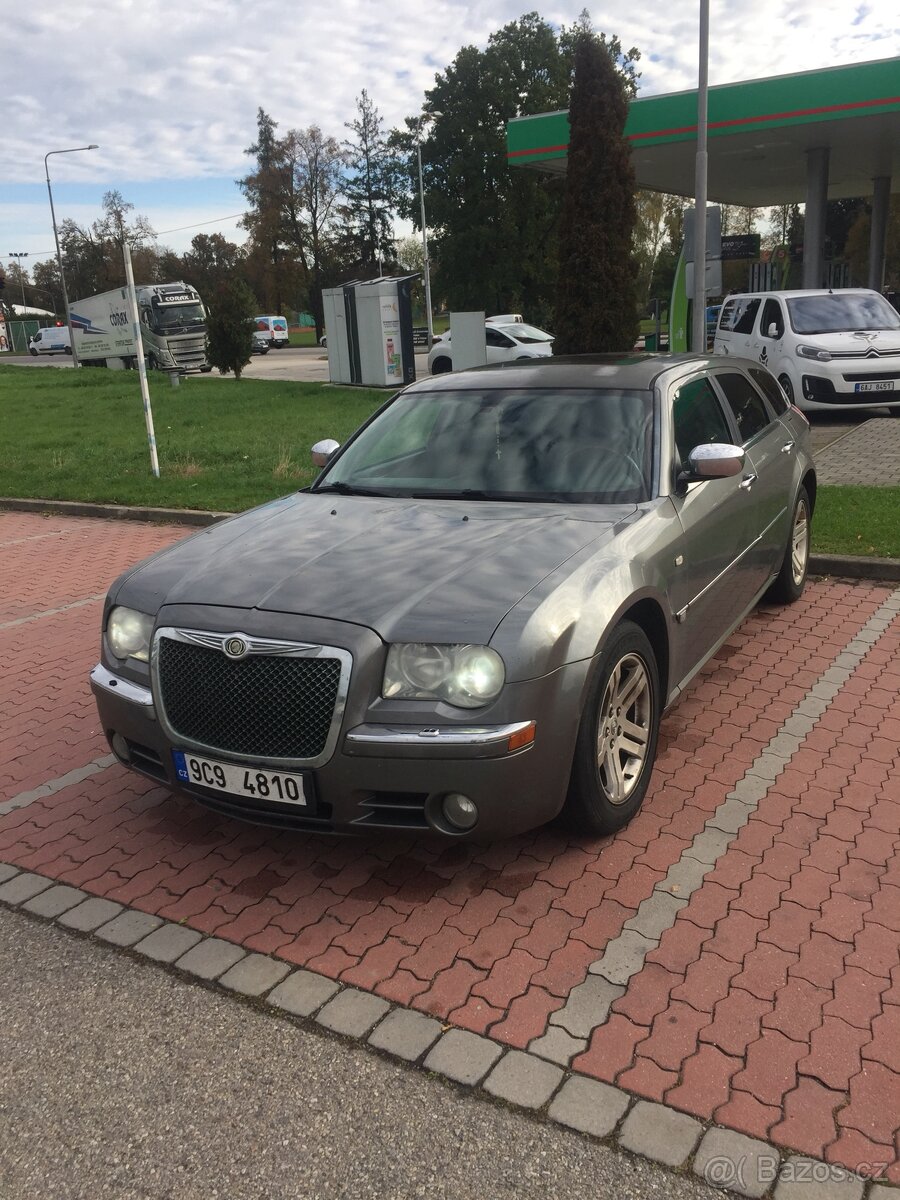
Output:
28,325,72,356
253,315,289,348
714,288,900,413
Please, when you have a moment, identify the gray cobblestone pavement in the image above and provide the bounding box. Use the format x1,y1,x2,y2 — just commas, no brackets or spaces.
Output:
0,907,721,1200
815,416,900,485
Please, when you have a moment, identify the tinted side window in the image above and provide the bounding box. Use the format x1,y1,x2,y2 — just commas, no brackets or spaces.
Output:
733,298,762,335
485,327,513,348
716,372,772,443
761,299,784,339
749,367,789,414
673,376,733,464
719,300,737,332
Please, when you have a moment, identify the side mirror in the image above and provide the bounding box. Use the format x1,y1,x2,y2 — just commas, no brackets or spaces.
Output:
767,322,779,338
311,438,340,468
680,443,745,487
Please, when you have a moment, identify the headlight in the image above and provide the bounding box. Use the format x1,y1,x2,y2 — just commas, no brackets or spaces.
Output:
796,344,832,362
106,606,154,662
383,644,505,709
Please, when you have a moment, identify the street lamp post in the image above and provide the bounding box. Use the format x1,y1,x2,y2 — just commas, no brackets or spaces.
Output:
414,114,439,350
45,144,98,367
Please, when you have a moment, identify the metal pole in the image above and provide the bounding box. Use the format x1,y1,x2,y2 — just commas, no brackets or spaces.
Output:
692,0,709,355
123,242,160,478
416,134,434,349
44,145,98,369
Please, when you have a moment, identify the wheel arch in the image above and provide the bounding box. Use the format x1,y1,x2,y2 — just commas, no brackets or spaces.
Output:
617,596,670,705
801,468,817,515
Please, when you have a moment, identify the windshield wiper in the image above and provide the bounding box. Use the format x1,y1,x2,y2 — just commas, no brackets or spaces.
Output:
313,482,397,497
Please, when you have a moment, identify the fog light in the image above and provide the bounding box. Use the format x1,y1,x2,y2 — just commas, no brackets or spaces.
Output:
442,793,478,831
111,733,131,762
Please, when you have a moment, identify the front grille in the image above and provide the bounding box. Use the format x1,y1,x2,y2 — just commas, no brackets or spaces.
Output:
157,637,342,760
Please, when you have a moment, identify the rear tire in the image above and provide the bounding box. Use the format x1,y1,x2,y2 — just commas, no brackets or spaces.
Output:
768,485,811,604
563,621,660,836
431,356,452,375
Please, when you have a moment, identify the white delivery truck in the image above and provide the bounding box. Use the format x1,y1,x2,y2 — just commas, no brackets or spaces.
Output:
71,281,210,372
713,288,900,413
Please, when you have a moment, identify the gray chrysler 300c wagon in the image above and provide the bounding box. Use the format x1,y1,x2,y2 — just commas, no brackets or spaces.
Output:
90,355,814,840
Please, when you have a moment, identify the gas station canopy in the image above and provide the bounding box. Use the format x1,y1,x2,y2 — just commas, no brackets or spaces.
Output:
507,57,900,206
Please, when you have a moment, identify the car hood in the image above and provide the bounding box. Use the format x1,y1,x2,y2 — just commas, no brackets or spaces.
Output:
790,330,900,351
115,492,632,644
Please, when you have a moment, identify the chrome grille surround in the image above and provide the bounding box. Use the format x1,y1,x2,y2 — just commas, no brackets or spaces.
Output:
151,627,352,768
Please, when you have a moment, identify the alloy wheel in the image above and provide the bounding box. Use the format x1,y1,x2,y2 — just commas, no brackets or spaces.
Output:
595,652,652,805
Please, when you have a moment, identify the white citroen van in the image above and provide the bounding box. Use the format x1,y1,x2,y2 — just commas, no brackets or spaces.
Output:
714,288,900,413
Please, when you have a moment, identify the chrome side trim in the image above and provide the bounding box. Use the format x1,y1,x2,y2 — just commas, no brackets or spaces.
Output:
346,721,534,748
150,627,353,770
90,663,155,711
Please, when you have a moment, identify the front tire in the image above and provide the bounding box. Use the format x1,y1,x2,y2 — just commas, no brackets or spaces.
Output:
768,485,811,604
564,621,660,836
29,348,38,357
777,373,795,405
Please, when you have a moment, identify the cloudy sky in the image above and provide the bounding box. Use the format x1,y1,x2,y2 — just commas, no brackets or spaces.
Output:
2,0,898,271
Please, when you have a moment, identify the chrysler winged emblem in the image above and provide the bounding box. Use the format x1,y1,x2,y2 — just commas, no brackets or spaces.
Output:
223,636,250,659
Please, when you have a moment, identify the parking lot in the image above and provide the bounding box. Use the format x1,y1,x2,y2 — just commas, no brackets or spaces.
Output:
2,508,899,1186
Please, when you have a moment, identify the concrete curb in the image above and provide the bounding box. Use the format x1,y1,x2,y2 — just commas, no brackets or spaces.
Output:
0,496,229,528
4,496,900,582
0,864,894,1199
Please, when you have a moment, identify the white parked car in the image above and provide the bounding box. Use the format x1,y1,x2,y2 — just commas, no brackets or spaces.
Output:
713,288,900,413
428,321,554,374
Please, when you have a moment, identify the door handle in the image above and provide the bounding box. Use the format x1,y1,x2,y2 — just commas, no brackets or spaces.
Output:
740,473,758,490
780,441,795,454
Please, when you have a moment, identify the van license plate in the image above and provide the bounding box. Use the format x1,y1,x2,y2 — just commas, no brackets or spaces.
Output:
854,381,894,393
173,751,308,806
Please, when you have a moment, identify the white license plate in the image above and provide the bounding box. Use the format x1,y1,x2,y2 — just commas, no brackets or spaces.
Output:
173,750,308,806
854,380,895,393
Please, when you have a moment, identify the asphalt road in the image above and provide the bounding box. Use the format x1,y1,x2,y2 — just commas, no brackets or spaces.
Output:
0,907,720,1200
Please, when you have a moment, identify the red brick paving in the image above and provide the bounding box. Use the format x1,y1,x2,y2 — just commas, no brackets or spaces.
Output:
2,511,899,1180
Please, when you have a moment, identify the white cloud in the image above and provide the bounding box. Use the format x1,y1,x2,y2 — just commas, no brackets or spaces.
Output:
2,0,898,257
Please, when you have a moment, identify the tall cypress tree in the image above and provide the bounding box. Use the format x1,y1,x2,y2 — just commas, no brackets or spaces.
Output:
554,29,639,354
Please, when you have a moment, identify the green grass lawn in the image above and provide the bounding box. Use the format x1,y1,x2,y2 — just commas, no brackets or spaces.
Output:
0,366,384,512
1,364,897,557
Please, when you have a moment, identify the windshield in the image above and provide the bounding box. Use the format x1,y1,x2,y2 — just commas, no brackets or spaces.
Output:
786,293,900,335
153,303,206,332
498,324,554,344
315,387,654,503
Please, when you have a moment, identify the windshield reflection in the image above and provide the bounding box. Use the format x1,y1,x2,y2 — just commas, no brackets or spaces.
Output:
315,388,653,504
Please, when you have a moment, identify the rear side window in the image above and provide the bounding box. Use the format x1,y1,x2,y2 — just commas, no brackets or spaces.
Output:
673,376,733,464
715,371,773,444
749,367,789,414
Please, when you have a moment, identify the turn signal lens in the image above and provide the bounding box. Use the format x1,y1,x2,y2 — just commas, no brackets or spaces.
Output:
507,722,536,752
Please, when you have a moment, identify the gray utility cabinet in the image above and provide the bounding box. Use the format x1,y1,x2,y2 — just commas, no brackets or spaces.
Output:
323,275,418,387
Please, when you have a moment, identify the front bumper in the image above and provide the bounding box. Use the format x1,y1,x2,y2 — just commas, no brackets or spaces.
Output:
90,657,587,840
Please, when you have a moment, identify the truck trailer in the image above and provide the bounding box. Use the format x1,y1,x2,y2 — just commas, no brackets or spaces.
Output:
70,282,210,372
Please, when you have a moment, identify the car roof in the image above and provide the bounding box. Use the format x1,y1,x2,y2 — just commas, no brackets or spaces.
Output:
722,288,880,302
408,352,751,394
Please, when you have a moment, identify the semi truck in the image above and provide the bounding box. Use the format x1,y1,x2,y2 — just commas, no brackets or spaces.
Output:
70,281,210,372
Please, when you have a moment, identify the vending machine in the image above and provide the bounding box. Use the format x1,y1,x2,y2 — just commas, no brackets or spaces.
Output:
322,275,418,387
